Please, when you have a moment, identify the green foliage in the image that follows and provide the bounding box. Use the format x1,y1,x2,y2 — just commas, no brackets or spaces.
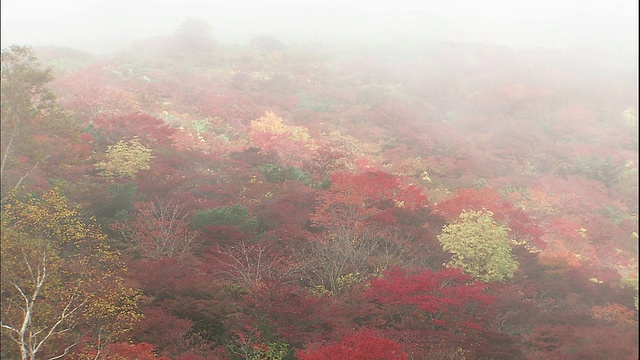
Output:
438,210,518,282
601,206,635,225
34,46,95,75
228,317,291,360
570,156,628,187
94,182,140,225
314,177,332,190
499,183,527,196
190,118,212,133
1,45,76,198
108,182,139,213
229,337,289,360
260,163,311,185
296,94,337,112
191,205,258,232
620,276,639,310
232,341,289,360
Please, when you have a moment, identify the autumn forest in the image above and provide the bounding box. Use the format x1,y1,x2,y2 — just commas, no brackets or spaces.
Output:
1,18,638,360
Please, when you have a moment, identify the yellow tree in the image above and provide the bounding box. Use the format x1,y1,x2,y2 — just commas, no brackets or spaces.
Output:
94,137,154,179
438,210,518,282
1,188,141,360
249,111,316,166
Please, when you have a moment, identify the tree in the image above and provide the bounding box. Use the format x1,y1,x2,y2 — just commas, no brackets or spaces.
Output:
91,113,176,148
438,210,518,282
364,267,492,330
227,325,290,360
312,171,428,233
1,188,141,360
55,68,141,123
95,137,154,179
307,171,430,293
126,256,236,356
296,329,408,360
190,205,258,232
1,45,78,199
175,18,215,51
111,200,198,259
127,306,194,358
434,187,546,250
249,111,316,167
90,342,171,360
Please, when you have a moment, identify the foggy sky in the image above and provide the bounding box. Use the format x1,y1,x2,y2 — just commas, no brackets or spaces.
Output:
1,0,638,57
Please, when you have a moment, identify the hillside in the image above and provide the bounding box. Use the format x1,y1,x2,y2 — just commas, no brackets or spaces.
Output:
1,21,638,360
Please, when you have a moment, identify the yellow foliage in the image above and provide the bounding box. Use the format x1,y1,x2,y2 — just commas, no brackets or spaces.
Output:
421,170,432,182
1,188,141,358
438,210,518,282
250,111,311,142
621,107,637,127
576,228,588,238
95,137,154,178
337,272,361,289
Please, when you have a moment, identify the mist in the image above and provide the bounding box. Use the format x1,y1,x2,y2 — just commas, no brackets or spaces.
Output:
2,0,638,64
2,0,640,359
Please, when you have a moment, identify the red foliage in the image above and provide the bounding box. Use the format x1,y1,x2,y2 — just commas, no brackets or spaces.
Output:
434,187,509,220
312,171,429,232
249,112,317,167
198,224,249,248
525,324,638,360
296,329,408,360
310,143,348,178
130,306,193,358
55,65,142,122
365,267,493,320
102,342,171,360
197,93,264,125
93,112,176,147
256,184,316,239
242,283,354,346
506,206,546,250
435,187,546,249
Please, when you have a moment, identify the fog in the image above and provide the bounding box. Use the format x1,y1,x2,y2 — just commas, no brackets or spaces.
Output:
2,0,638,61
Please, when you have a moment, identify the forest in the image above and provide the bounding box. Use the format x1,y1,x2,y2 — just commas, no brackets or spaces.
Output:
1,18,638,360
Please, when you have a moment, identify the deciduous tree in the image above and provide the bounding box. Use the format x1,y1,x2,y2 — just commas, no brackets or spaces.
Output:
111,200,198,259
1,46,79,199
95,137,154,179
249,111,316,167
296,329,408,360
1,188,141,360
438,210,518,282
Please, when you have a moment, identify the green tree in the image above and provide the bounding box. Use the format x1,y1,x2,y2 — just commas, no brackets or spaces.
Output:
437,210,518,282
1,188,141,360
191,205,258,232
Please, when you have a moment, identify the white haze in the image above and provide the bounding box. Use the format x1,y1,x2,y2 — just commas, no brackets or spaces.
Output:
1,0,638,66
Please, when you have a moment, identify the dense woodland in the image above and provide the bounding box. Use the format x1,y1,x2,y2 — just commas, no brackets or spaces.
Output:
1,19,638,360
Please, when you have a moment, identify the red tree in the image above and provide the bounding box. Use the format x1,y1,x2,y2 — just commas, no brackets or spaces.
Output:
297,329,408,360
364,267,493,329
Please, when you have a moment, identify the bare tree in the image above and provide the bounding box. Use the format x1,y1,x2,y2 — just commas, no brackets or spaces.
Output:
112,200,198,259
